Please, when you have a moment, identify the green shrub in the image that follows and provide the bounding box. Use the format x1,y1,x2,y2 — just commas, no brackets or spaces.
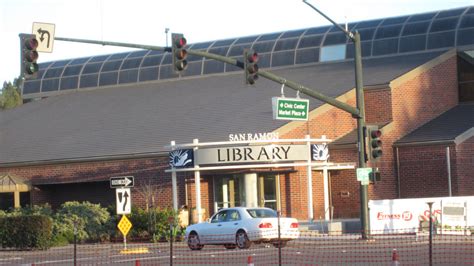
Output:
7,204,53,217
54,201,110,243
0,215,52,250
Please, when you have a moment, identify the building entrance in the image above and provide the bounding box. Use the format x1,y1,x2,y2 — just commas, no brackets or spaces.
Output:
213,174,279,211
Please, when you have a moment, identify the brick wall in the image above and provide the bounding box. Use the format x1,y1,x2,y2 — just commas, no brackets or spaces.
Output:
389,53,460,200
398,144,453,198
456,135,474,195
1,157,173,210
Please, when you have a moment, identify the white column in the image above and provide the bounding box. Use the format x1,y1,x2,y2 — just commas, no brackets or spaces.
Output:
446,146,452,197
323,167,330,220
171,141,178,211
306,135,313,221
222,182,229,208
244,173,258,207
193,139,202,222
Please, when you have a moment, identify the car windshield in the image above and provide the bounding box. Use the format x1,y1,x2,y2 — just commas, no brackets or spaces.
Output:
246,208,277,218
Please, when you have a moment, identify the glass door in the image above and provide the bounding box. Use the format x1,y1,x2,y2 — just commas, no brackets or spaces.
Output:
214,175,242,210
258,175,279,210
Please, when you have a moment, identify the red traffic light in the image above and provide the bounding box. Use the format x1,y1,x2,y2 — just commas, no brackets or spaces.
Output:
24,38,39,50
371,129,382,139
172,33,188,72
175,37,187,49
247,51,259,63
244,49,259,85
20,34,40,79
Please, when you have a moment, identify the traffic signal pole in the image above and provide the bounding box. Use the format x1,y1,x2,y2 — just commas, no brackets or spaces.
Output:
54,36,360,117
302,0,369,239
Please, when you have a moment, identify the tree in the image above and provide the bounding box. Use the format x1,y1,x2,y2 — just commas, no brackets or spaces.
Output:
1,79,22,110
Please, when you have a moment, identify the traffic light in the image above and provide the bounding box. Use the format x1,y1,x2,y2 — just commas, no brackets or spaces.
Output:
172,33,188,72
20,33,39,79
244,49,259,85
366,125,383,162
369,168,381,183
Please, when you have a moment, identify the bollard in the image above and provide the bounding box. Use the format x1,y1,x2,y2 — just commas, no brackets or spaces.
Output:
247,256,254,266
391,249,400,266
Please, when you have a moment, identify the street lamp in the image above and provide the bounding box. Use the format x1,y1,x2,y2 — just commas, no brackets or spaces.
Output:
302,0,370,239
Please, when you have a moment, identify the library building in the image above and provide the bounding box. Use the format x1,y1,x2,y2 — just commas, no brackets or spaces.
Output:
1,6,473,223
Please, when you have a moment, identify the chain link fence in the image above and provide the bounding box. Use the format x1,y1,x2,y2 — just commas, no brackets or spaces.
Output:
1,227,473,265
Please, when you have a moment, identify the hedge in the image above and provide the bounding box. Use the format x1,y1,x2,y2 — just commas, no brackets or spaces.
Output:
0,215,52,250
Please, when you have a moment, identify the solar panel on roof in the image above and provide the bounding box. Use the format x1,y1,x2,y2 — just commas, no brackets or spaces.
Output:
70,57,90,65
89,55,109,62
272,51,295,67
139,67,159,82
457,28,474,45
101,61,122,72
400,35,426,52
190,42,213,49
203,60,225,74
23,80,41,94
298,35,323,48
296,48,319,64
63,65,83,76
252,42,275,53
60,77,78,90
99,72,118,86
304,26,330,35
79,74,98,88
381,16,409,26
274,38,298,51
402,21,430,36
121,58,142,70
44,67,64,78
83,63,103,74
141,55,162,67
459,14,474,28
375,25,403,39
119,70,138,84
234,36,259,44
257,33,281,41
436,8,465,19
427,31,455,49
281,29,305,38
42,79,59,91
408,12,436,22
430,17,460,32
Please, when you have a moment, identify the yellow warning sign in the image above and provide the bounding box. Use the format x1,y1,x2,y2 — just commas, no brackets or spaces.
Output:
117,215,132,236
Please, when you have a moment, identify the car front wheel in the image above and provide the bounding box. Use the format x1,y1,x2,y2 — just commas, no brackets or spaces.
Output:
236,230,251,249
187,232,203,250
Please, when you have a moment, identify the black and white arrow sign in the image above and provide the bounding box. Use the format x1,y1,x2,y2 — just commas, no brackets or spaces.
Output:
116,188,131,215
110,176,134,188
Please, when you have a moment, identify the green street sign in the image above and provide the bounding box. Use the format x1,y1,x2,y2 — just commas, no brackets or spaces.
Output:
356,167,373,183
272,97,309,121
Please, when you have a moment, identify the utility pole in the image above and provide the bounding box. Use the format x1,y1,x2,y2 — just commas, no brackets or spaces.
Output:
302,0,369,239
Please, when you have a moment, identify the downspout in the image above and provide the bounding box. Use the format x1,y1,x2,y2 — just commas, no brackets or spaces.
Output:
396,147,401,198
446,146,452,197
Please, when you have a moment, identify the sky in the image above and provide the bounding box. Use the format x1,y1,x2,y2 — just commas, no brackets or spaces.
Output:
1,0,473,84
